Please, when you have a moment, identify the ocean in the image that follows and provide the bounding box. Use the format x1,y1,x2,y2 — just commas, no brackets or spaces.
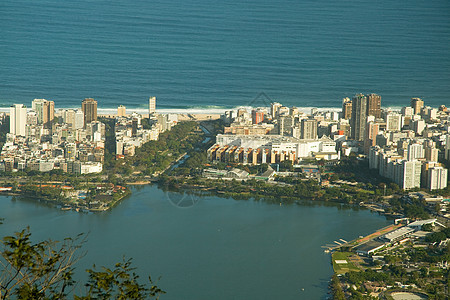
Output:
1,0,450,113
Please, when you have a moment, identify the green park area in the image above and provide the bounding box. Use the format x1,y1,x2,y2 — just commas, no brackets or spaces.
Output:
331,251,360,274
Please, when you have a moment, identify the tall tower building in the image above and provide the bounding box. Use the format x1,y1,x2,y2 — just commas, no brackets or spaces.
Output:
400,160,421,190
411,98,424,115
366,93,381,118
342,97,352,119
278,115,294,136
407,143,424,161
118,105,126,117
300,118,318,140
428,167,448,190
350,93,367,141
445,135,450,160
10,104,27,136
64,109,76,128
385,113,402,132
149,97,156,115
74,110,84,130
363,121,379,154
270,102,282,119
251,109,264,124
32,99,54,128
424,145,439,162
82,98,97,127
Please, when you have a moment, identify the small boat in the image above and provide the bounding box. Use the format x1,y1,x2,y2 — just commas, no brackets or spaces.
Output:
61,206,71,211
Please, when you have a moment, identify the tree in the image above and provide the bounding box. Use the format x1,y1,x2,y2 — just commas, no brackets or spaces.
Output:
0,228,164,299
76,258,164,300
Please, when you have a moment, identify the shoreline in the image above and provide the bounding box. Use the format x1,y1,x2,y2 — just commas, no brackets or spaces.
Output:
0,105,406,116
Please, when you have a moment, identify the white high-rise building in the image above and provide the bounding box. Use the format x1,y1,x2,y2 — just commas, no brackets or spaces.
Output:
10,104,27,136
386,113,402,132
64,109,76,128
32,98,54,128
270,102,282,119
399,160,421,190
407,143,424,161
118,105,126,117
428,166,448,190
149,97,156,115
412,119,425,135
74,110,84,130
425,145,439,162
445,134,450,160
401,106,414,117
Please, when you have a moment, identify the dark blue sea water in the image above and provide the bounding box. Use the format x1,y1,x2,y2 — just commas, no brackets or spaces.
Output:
1,0,450,111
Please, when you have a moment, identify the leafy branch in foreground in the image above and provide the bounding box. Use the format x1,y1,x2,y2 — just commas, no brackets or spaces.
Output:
0,227,85,299
76,258,165,300
0,228,165,299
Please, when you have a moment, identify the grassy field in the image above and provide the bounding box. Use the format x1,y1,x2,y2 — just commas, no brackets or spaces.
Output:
332,251,360,274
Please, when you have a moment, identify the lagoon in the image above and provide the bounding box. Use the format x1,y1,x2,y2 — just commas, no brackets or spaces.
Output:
0,185,390,299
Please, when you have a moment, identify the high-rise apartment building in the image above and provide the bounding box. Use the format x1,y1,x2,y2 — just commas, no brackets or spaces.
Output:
424,142,439,162
251,110,264,124
82,98,97,127
401,106,414,117
445,135,450,160
411,119,425,135
366,93,381,118
411,98,424,115
342,97,352,119
300,118,318,140
270,102,282,119
10,104,27,136
149,97,156,115
386,113,402,132
350,93,367,141
399,160,421,190
407,143,424,161
363,121,379,154
278,115,294,136
64,109,75,128
32,99,54,128
118,105,126,117
428,167,448,190
74,110,84,130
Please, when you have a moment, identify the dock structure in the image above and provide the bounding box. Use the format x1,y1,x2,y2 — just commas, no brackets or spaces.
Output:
322,223,404,253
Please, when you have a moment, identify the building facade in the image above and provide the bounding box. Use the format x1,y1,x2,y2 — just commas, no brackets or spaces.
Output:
81,98,97,127
366,93,381,118
10,104,27,136
350,93,367,141
149,97,156,115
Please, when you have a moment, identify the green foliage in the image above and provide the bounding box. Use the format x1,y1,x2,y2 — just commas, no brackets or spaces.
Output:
0,227,83,299
421,223,433,232
389,196,429,219
20,183,65,202
330,274,345,300
76,258,165,300
425,227,450,243
108,121,203,177
278,160,294,172
0,228,164,299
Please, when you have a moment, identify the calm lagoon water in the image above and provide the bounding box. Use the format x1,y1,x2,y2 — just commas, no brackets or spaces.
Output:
0,185,390,299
